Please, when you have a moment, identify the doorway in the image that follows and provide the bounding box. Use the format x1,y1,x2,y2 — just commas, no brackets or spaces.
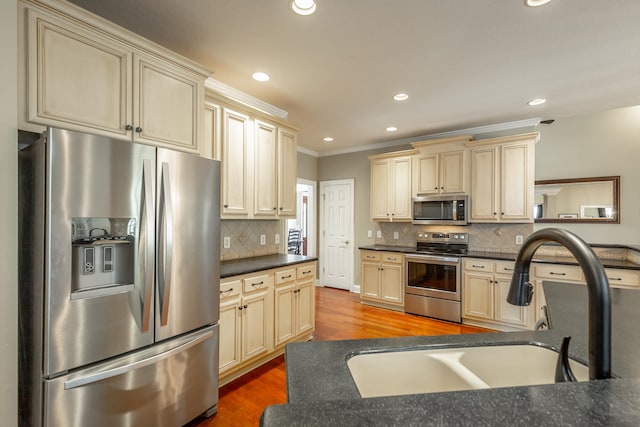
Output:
319,179,354,291
286,179,316,257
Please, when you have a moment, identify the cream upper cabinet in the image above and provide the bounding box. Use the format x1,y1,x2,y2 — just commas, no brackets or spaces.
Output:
414,150,466,195
222,108,250,217
468,133,538,223
370,151,415,222
203,100,221,160
277,127,298,217
20,1,208,153
254,120,278,216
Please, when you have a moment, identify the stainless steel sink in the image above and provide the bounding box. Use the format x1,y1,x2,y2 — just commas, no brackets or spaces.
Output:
347,344,589,398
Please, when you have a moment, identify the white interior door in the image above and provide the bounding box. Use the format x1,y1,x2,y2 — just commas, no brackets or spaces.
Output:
320,179,354,290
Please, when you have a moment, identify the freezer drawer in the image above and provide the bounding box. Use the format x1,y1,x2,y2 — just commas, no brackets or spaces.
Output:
43,325,219,427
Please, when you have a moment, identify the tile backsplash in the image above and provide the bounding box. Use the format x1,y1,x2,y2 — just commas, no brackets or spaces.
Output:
220,220,282,261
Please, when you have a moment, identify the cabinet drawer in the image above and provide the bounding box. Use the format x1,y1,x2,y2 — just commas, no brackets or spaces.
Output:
381,253,403,264
275,268,296,285
605,268,640,287
220,279,241,299
361,251,381,262
243,273,273,293
494,261,516,276
297,264,315,280
464,259,494,273
534,264,583,281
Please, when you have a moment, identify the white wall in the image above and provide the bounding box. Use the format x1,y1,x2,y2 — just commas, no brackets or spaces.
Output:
1,0,18,425
535,106,640,244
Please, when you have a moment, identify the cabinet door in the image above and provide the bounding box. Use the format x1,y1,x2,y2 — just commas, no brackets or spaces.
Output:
27,8,131,138
278,128,298,217
221,108,250,216
370,160,390,220
470,146,499,222
274,284,296,346
463,273,494,320
500,142,533,221
219,297,241,373
440,151,465,193
391,156,413,220
241,290,271,361
380,263,404,305
203,100,221,160
134,54,202,152
415,154,439,195
361,262,381,299
494,276,530,328
254,120,278,217
296,279,315,335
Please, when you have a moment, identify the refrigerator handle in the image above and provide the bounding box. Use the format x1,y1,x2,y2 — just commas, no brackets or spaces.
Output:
159,162,174,326
141,159,154,332
63,330,213,390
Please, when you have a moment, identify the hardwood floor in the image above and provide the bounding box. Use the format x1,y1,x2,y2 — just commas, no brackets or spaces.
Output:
188,286,491,427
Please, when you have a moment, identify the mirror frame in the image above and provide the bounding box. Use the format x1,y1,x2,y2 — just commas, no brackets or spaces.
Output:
534,176,620,224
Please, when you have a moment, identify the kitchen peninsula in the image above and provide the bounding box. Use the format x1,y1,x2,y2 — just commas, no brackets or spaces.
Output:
261,281,640,425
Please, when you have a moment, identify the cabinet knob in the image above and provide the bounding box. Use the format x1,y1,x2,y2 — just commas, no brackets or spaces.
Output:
280,207,283,210
224,204,229,208
440,186,444,190
501,212,505,215
273,207,277,210
135,127,143,133
434,187,438,190
125,124,133,131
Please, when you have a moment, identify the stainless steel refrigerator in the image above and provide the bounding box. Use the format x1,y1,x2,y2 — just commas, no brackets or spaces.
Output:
19,127,220,426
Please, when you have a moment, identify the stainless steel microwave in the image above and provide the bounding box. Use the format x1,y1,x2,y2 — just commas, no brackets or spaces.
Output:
412,195,468,225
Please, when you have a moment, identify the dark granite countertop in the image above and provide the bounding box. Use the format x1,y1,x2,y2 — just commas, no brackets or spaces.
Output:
260,281,640,425
359,245,640,270
220,254,317,278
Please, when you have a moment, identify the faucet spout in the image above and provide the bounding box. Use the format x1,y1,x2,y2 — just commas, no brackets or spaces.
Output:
507,228,612,380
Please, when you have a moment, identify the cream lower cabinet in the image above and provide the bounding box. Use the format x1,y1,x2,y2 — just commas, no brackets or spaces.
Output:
467,133,538,223
369,151,415,221
219,261,316,385
360,251,404,310
20,1,207,153
463,258,534,331
274,264,316,347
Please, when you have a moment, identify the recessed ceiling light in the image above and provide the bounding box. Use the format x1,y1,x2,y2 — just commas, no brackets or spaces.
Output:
291,0,317,15
323,137,334,142
393,93,409,101
526,0,552,7
252,72,270,82
386,127,398,132
527,98,547,106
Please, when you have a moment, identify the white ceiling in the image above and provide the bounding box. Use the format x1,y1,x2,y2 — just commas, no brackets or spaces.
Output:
67,0,640,155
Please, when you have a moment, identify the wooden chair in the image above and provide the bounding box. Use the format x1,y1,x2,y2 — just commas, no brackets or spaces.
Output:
287,228,302,255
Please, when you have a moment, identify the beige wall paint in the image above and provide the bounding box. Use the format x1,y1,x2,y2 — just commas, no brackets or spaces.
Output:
297,151,318,181
1,0,18,425
535,106,640,244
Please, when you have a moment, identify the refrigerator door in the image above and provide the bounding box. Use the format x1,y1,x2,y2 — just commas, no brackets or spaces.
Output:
43,325,219,427
155,148,220,341
43,128,156,376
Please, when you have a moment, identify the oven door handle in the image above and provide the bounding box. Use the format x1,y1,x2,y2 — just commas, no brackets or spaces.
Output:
405,254,460,265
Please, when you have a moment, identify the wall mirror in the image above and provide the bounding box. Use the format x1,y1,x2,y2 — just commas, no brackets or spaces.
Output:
534,176,620,223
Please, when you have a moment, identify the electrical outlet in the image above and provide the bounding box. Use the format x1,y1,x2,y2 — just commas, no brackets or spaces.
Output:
393,231,399,240
223,236,231,249
516,235,524,245
275,234,280,244
260,234,266,245
376,230,382,238
367,230,373,238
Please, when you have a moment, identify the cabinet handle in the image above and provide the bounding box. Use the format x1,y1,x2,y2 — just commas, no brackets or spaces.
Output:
550,272,566,276
135,126,143,133
608,277,623,281
366,256,375,259
303,270,312,274
251,281,264,287
125,124,133,131
281,274,292,279
472,265,485,269
503,267,514,272
219,287,234,294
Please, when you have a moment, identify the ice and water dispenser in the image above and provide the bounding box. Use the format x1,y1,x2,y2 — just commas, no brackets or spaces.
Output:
71,217,136,299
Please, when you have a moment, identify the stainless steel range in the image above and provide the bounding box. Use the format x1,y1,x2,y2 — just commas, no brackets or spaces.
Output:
404,232,469,323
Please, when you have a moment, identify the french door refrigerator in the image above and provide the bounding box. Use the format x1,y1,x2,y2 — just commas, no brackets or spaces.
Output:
19,127,220,426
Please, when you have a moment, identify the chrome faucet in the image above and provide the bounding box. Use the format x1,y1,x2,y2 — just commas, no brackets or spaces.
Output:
507,228,612,380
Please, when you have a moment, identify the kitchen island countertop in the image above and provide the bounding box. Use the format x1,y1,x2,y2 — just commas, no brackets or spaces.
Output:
261,281,640,425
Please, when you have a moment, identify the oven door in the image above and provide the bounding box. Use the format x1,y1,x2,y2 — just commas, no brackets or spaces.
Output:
405,254,460,301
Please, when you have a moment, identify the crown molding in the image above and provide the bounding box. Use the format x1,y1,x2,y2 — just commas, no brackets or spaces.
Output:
297,145,320,157
205,78,288,119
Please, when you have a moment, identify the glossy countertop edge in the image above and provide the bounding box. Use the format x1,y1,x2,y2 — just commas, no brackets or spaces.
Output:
358,245,640,270
220,254,318,278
